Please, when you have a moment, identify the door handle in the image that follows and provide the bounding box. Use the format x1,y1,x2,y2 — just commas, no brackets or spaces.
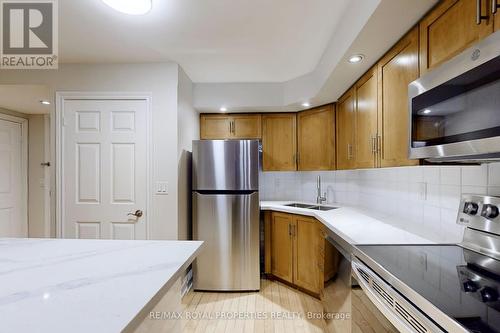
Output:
477,0,489,24
493,0,499,14
127,210,143,218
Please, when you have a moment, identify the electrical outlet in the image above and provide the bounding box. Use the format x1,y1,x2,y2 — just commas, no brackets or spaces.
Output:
155,181,168,195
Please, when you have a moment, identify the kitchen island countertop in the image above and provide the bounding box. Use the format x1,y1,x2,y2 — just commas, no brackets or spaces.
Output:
0,238,203,333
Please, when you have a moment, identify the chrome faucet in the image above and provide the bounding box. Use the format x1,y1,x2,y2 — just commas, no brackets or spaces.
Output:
316,175,327,204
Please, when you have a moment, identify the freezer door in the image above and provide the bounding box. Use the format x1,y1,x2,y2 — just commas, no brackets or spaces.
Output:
193,191,260,291
192,140,259,191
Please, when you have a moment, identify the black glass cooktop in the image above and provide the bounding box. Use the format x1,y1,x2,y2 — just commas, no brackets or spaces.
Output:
357,245,500,333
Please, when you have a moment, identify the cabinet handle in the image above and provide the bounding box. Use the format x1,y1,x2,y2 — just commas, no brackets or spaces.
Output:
371,136,377,154
229,121,232,134
477,0,489,24
347,143,353,160
493,0,499,14
288,224,292,236
232,121,236,134
377,134,381,153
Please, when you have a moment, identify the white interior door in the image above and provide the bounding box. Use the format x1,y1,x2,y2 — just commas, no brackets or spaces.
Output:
0,119,26,237
62,100,149,240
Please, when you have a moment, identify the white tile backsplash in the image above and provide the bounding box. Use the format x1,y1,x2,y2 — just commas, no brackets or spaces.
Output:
260,163,500,243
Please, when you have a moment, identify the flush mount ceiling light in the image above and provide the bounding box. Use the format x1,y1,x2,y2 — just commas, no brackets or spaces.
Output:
302,102,310,108
220,107,227,112
422,109,432,114
348,54,364,64
102,0,152,15
40,100,51,105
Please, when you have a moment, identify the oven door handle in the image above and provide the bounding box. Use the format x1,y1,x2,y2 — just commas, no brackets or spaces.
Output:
351,259,445,333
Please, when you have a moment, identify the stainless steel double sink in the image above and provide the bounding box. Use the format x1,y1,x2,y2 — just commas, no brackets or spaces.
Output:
284,203,338,211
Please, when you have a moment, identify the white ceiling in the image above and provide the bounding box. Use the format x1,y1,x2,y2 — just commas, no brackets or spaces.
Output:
0,85,52,114
60,0,350,83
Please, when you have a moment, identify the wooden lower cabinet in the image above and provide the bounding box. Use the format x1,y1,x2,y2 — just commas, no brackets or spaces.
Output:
266,211,338,297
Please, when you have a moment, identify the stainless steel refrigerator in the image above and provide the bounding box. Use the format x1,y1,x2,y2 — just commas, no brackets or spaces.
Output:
192,140,260,291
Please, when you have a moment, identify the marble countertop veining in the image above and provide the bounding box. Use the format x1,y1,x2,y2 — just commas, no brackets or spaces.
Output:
0,238,203,333
261,201,435,245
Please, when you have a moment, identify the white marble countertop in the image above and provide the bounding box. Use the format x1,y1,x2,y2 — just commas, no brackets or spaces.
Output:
261,201,434,245
0,238,203,333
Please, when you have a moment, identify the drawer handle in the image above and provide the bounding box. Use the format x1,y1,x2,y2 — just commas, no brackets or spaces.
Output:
477,0,489,24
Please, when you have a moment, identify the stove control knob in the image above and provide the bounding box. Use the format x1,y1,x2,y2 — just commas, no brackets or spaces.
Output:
463,202,479,215
480,287,499,303
463,280,479,293
481,204,499,219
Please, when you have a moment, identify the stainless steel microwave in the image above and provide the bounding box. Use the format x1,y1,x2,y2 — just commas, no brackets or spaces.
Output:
409,31,500,162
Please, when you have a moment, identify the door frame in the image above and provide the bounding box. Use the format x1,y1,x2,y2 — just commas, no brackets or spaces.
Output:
55,92,153,239
0,113,28,236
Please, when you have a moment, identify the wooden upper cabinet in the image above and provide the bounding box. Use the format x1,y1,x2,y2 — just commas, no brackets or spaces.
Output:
336,88,356,170
293,215,322,295
355,68,378,169
271,212,294,284
297,104,335,171
377,27,420,168
200,115,231,140
200,114,261,139
231,114,262,139
262,114,297,171
419,0,493,74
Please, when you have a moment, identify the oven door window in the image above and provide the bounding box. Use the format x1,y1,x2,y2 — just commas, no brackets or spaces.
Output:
411,56,500,148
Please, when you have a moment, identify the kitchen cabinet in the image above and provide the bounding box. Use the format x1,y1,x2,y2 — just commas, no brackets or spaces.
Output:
297,104,336,171
262,114,297,171
419,0,493,74
271,212,294,283
268,211,336,296
200,114,261,139
377,27,420,167
355,68,378,169
495,0,500,31
336,88,356,170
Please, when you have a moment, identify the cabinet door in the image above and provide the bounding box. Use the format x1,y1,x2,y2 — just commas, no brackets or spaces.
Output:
232,114,262,139
336,88,356,170
262,114,297,171
293,215,322,294
419,0,493,74
271,212,294,283
355,68,378,169
200,115,231,139
297,104,335,171
495,1,500,32
378,27,420,168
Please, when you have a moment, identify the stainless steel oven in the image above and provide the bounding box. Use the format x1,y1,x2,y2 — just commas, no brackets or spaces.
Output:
409,30,500,162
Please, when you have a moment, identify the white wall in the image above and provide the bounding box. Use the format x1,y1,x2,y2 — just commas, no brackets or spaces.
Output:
177,67,199,241
0,63,182,240
260,164,500,244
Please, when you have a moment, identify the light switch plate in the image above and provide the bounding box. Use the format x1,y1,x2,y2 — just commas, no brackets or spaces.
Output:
155,181,168,195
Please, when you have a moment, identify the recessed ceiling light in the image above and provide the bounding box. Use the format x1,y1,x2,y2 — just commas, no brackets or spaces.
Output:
422,109,431,114
220,107,227,112
302,102,310,108
40,100,51,105
348,54,364,64
102,0,152,15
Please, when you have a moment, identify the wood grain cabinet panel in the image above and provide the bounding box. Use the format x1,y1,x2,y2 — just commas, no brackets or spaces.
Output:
419,0,493,74
297,104,336,171
355,68,378,169
377,27,420,168
294,215,323,294
200,115,231,139
231,114,261,139
495,0,500,31
200,114,261,139
336,88,356,170
262,114,297,171
271,212,294,284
